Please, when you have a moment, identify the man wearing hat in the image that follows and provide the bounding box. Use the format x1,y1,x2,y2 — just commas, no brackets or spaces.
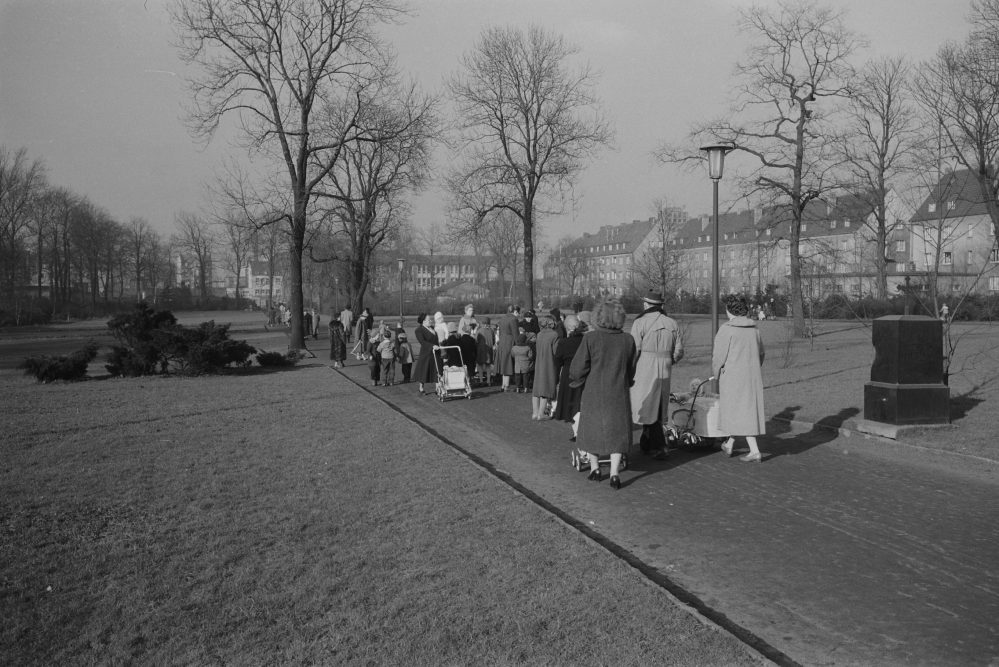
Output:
630,290,684,460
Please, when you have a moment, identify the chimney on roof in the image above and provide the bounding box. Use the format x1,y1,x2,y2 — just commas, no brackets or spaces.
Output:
700,215,710,231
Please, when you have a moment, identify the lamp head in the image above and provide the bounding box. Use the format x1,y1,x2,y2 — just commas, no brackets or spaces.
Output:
700,143,734,180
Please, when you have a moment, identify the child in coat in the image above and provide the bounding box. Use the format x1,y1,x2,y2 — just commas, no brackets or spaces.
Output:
396,332,414,383
367,336,382,385
377,331,396,385
510,333,534,393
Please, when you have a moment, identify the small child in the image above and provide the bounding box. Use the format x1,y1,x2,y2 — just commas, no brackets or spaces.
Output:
396,332,414,383
510,333,534,393
367,336,381,385
377,331,396,385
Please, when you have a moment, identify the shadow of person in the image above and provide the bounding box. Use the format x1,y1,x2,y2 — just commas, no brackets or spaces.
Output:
950,393,984,422
764,406,861,459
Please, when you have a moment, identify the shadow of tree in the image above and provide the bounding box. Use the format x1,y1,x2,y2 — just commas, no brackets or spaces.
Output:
764,406,860,459
950,393,984,422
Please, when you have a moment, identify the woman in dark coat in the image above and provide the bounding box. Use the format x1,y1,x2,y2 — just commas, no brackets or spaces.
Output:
531,315,562,419
553,314,585,440
569,297,636,490
328,318,347,368
412,313,439,394
495,304,521,391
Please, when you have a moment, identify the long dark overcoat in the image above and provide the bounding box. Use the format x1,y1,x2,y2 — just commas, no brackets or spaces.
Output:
569,327,636,454
495,313,520,375
532,327,562,399
412,324,439,384
711,316,766,436
329,324,346,362
553,331,584,421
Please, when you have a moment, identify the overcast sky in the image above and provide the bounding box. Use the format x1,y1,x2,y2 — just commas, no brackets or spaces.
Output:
0,0,974,247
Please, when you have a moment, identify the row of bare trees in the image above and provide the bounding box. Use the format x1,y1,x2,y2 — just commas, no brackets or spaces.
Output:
661,0,999,338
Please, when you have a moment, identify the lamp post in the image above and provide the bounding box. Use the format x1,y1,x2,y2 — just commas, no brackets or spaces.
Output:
701,143,733,380
397,258,406,326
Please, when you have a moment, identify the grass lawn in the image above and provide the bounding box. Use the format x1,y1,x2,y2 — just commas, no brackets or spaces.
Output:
1,361,757,665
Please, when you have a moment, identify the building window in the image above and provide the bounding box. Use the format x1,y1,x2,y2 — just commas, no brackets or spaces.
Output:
928,202,937,213
968,250,975,265
990,248,999,263
830,220,837,229
943,251,953,265
896,240,906,252
948,199,957,210
990,276,999,291
801,223,807,231
844,219,851,228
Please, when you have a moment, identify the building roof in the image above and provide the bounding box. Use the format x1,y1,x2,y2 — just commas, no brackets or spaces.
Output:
565,218,655,256
909,169,991,223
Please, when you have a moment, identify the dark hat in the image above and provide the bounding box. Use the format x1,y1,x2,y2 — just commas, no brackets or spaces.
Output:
642,291,664,305
398,332,407,340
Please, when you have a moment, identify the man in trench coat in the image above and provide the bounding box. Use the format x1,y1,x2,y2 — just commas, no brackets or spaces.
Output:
629,291,684,459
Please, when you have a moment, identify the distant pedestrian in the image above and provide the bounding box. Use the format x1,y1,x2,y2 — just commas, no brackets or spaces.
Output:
553,314,586,441
531,315,562,419
377,331,396,385
713,295,766,463
458,322,478,383
340,306,354,343
312,308,321,338
328,319,346,368
496,304,521,391
475,316,495,384
366,334,381,386
570,297,636,490
511,333,534,394
396,332,414,383
413,314,439,395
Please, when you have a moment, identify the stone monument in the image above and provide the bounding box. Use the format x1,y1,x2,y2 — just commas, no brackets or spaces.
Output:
863,315,950,425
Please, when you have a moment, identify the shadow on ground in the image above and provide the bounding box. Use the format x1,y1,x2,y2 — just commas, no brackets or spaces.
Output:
765,405,860,460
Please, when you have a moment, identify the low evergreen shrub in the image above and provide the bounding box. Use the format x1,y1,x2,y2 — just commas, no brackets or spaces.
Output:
20,341,99,382
256,350,300,367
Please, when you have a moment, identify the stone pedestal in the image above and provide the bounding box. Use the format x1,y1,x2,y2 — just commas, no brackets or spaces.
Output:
864,315,949,425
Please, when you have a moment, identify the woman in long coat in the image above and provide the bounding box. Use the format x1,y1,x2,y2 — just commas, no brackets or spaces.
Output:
712,294,766,463
328,318,347,368
570,298,636,490
629,292,684,458
553,314,585,440
495,304,520,391
531,316,562,419
412,313,439,394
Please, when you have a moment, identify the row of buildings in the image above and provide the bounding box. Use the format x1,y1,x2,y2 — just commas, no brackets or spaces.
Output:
190,168,999,308
542,169,999,301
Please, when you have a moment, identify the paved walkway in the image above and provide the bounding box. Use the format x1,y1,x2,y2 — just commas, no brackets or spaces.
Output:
335,356,999,666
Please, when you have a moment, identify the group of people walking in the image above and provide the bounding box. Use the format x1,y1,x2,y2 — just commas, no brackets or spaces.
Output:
328,292,767,489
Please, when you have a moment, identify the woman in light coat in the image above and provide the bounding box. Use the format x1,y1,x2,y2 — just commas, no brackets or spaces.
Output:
629,291,684,459
712,294,766,463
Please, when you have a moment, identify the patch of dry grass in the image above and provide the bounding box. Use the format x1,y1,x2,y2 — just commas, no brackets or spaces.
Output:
1,365,757,665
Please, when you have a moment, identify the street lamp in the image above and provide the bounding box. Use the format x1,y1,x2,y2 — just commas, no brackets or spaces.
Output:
397,258,406,326
701,143,734,374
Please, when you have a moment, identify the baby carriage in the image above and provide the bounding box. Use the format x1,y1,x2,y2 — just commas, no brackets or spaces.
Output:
434,345,472,401
666,376,723,449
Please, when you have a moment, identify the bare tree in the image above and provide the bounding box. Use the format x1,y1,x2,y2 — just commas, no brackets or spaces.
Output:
915,5,999,241
447,25,612,308
842,56,920,299
658,2,863,336
125,217,155,301
0,146,46,300
172,0,403,349
550,236,588,296
632,198,687,297
173,212,216,302
216,213,252,303
311,81,438,312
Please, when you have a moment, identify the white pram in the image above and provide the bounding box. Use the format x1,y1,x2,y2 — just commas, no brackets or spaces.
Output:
433,345,472,401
